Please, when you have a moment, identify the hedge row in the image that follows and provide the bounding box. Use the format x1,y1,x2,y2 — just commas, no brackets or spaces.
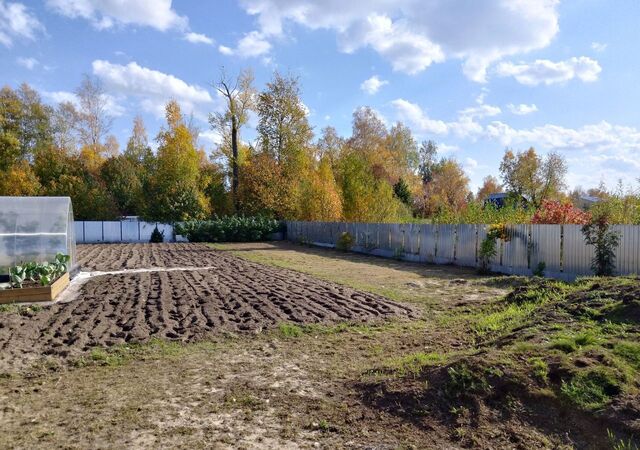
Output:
175,216,282,242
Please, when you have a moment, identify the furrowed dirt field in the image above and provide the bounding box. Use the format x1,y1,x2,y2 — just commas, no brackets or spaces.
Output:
0,242,637,449
0,243,415,371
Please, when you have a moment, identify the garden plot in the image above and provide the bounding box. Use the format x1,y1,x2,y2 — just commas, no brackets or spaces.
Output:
0,243,416,371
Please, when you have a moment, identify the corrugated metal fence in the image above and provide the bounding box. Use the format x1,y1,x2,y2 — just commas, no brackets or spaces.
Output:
286,221,640,280
75,221,175,243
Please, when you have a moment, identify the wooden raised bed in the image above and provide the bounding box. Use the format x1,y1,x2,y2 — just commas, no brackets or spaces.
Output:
0,273,70,305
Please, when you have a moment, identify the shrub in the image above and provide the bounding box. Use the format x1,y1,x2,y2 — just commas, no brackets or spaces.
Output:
532,200,592,224
478,224,506,274
582,213,620,276
175,216,280,243
533,261,546,277
336,232,354,252
150,226,164,243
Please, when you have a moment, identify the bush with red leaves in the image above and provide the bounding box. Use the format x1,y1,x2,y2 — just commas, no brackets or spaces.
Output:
532,200,592,225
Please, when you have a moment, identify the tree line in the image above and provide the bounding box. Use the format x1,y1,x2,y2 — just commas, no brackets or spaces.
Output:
1,71,639,224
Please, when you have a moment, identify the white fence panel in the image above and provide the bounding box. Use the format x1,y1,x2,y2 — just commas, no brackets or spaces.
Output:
102,221,121,243
84,222,103,243
75,222,85,243
121,221,139,242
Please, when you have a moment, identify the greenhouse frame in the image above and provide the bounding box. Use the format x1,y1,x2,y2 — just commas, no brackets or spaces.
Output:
0,197,77,278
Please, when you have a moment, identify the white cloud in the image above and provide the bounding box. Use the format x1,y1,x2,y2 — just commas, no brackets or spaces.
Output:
458,104,501,120
91,59,215,120
16,56,38,69
183,31,214,45
237,0,559,81
507,103,538,115
42,90,125,117
591,42,607,52
360,75,388,95
219,30,271,58
199,130,223,147
46,0,187,31
0,1,44,47
496,57,602,86
218,45,233,55
391,98,448,135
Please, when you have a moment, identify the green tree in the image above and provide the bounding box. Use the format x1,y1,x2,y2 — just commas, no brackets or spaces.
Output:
499,147,567,207
100,155,143,215
256,71,313,167
393,178,412,206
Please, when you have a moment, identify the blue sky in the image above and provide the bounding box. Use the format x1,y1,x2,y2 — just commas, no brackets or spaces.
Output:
2,0,639,192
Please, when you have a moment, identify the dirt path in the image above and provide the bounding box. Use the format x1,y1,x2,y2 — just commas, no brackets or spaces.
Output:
0,244,416,372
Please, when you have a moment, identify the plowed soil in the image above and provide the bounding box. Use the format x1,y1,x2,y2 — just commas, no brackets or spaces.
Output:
0,243,416,371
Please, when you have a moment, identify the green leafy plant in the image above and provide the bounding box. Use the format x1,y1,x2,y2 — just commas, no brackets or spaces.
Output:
8,253,70,288
336,232,354,252
150,225,165,243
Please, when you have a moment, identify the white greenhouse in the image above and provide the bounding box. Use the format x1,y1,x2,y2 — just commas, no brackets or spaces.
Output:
0,197,76,278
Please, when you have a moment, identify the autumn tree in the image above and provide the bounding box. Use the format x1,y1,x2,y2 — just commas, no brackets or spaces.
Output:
416,158,470,217
476,175,502,202
256,71,313,167
146,101,209,222
0,84,54,170
418,140,438,184
75,75,113,152
210,68,255,211
315,126,344,168
499,147,567,207
298,156,343,221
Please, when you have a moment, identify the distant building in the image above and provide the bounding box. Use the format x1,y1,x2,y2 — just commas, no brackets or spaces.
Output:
485,192,528,209
576,195,601,210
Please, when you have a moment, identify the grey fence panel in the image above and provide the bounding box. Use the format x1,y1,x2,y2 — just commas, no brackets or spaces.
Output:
563,225,594,276
376,223,391,252
284,221,640,280
406,224,421,255
390,223,404,253
419,224,437,263
614,225,640,275
75,222,85,244
436,225,455,264
456,224,477,267
530,225,562,276
354,222,367,248
501,225,530,275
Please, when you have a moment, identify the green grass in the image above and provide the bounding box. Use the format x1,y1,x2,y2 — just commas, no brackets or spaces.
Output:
550,331,599,353
529,357,549,384
472,302,538,336
560,369,621,410
613,341,640,370
79,338,218,367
